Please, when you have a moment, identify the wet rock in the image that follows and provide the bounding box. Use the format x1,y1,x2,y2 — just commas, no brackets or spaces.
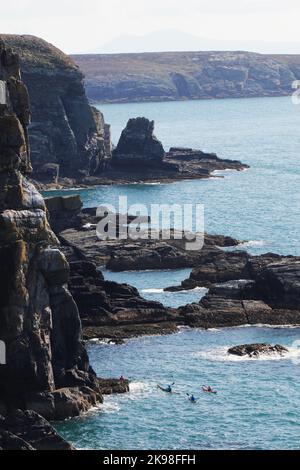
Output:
26,387,102,421
1,410,73,450
228,343,289,357
98,378,130,395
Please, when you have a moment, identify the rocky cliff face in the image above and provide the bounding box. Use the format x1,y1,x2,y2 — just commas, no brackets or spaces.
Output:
2,35,111,182
72,51,300,103
0,38,107,445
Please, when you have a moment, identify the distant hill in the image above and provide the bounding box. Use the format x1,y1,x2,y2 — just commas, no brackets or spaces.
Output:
94,30,300,55
71,50,300,104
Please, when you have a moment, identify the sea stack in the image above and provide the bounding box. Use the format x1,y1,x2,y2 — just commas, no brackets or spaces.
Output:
113,117,165,167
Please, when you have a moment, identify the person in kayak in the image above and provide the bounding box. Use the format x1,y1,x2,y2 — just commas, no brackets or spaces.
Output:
187,393,198,403
157,382,175,393
166,382,175,393
202,385,217,394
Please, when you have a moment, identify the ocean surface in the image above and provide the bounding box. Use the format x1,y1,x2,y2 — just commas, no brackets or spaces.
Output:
50,96,300,449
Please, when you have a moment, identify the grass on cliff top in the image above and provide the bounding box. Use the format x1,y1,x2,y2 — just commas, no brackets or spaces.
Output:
2,34,79,72
72,50,300,80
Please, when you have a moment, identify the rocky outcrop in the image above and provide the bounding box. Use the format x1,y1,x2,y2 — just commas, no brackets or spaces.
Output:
0,410,73,450
113,117,165,167
181,250,251,289
2,35,111,182
72,51,300,103
0,38,128,450
100,118,248,182
228,343,288,357
61,247,180,342
45,196,300,338
248,255,300,310
178,252,300,328
45,195,83,233
56,206,240,271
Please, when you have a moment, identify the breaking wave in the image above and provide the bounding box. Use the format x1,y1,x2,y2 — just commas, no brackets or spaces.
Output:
193,346,300,362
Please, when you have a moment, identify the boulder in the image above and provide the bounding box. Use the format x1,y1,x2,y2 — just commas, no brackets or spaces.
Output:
228,343,289,357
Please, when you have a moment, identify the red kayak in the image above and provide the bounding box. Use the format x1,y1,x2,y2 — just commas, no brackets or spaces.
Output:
202,386,217,394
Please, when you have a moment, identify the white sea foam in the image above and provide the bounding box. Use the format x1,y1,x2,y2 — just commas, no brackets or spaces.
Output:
236,323,300,330
193,346,300,362
142,287,208,294
87,338,112,345
142,288,165,293
131,181,161,186
240,240,266,248
101,401,121,414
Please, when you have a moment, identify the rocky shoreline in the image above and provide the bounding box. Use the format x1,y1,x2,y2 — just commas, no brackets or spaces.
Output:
45,195,300,343
1,34,299,452
36,117,248,190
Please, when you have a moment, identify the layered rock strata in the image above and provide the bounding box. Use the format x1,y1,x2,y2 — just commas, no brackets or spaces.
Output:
72,51,300,104
0,38,127,450
2,35,111,182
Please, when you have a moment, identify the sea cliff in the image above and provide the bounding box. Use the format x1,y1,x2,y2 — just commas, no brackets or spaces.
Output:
2,35,112,183
72,51,300,103
0,37,127,450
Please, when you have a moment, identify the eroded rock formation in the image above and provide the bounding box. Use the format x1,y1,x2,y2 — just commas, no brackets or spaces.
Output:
113,117,165,167
107,117,248,180
45,198,300,337
2,35,111,182
0,37,128,449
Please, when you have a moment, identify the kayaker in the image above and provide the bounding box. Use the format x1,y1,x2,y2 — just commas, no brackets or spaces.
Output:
187,393,198,403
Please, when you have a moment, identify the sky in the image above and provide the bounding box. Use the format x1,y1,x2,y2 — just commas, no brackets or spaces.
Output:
0,0,300,54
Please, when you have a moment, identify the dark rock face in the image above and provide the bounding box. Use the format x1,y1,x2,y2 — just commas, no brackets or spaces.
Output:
179,252,300,328
0,410,73,450
0,38,107,449
248,255,300,310
113,117,165,167
64,250,180,341
2,35,111,181
182,250,251,288
228,343,289,357
72,51,300,104
45,195,83,233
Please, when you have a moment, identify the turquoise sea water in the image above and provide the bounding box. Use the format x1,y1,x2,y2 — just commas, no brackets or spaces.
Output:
56,327,300,450
52,97,300,449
